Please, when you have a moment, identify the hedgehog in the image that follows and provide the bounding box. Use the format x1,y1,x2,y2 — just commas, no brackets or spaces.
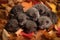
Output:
4,19,20,33
9,4,24,19
26,7,40,21
33,3,58,24
38,16,52,30
23,20,37,34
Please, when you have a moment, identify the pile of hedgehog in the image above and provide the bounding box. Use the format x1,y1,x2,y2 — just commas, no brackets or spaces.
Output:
4,3,58,37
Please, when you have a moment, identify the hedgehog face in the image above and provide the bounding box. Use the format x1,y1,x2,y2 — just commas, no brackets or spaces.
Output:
38,16,52,30
24,20,37,33
26,8,40,21
17,13,27,26
5,19,19,33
